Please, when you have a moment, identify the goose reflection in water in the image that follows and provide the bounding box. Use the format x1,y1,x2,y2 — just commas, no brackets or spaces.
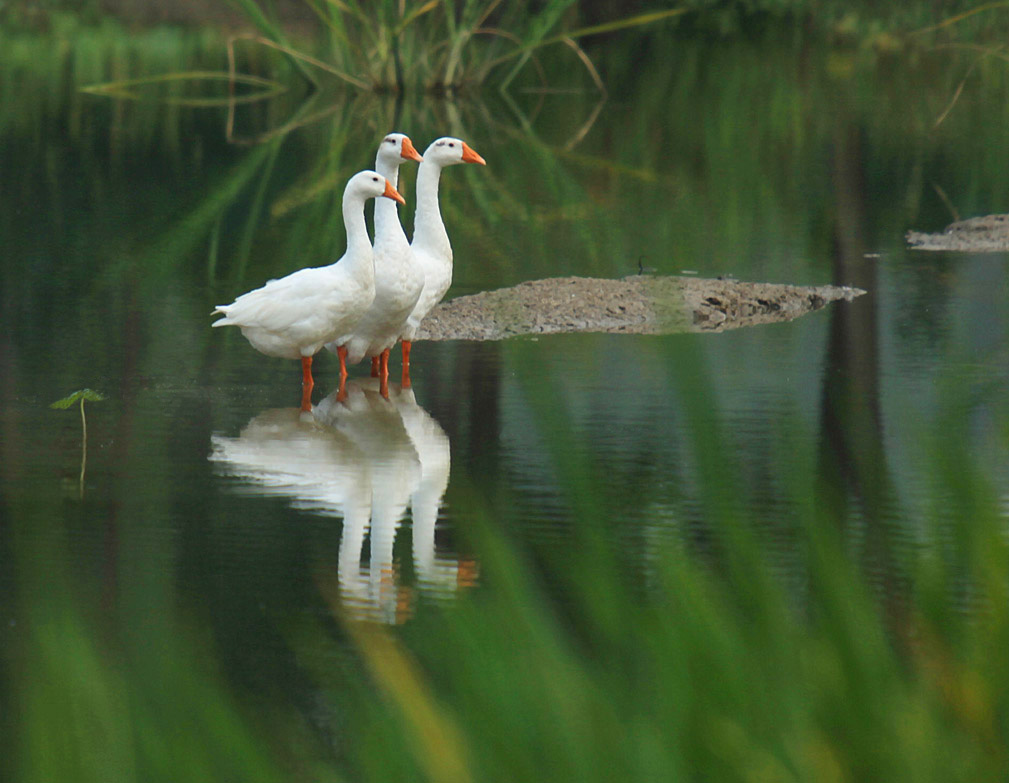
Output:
209,379,473,623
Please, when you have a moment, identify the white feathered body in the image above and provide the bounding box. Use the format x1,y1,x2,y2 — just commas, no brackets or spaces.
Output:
212,169,391,362
400,244,451,342
212,260,375,359
338,238,424,363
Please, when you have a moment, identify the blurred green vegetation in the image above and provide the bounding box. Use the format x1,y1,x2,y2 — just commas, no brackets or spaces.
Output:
645,0,1009,42
3,6,1009,783
5,0,1009,42
219,0,685,92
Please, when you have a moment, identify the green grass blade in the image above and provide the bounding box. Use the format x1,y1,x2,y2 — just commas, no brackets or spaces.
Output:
81,71,287,105
223,0,319,86
499,0,578,87
910,0,1009,34
497,8,689,89
557,8,691,40
395,0,441,35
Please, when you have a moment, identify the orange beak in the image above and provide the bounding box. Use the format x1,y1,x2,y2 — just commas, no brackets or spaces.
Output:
461,142,486,166
400,136,423,163
383,178,406,205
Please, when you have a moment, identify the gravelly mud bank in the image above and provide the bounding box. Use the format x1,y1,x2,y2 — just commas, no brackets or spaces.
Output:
415,275,865,341
907,214,1009,252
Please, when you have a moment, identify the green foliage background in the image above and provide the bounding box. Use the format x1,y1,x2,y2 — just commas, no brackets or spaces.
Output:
2,2,1009,781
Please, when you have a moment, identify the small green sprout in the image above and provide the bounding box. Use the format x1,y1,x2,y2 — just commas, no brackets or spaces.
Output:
51,389,106,499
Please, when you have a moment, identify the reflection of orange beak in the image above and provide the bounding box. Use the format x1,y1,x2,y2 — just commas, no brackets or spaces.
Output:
461,142,486,165
383,178,406,205
400,136,423,162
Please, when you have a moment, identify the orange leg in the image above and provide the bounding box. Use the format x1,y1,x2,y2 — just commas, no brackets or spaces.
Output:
371,355,381,378
337,345,349,381
379,348,390,399
401,340,412,389
300,355,314,411
336,346,348,401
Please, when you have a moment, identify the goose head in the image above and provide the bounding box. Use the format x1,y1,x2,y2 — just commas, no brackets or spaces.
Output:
345,169,406,205
378,132,423,165
422,137,486,168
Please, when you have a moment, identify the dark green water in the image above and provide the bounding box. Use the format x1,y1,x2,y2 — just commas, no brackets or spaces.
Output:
2,24,1009,780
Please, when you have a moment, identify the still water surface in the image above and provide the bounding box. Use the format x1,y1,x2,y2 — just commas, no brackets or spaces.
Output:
2,29,1008,774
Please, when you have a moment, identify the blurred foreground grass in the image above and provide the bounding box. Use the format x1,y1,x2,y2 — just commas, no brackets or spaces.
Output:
8,335,1008,782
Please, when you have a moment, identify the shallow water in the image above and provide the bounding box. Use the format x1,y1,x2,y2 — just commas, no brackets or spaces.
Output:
2,26,1009,777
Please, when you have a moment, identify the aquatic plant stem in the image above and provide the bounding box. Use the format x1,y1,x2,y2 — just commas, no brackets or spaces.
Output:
50,390,105,499
79,397,87,500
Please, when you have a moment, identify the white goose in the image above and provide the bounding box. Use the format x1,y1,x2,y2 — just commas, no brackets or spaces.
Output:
326,133,424,395
399,137,486,384
212,170,404,408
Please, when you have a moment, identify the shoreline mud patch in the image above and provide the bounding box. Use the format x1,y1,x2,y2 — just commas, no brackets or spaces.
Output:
907,214,1009,252
416,275,865,342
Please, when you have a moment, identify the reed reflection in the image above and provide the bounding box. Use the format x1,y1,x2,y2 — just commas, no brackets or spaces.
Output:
210,379,471,623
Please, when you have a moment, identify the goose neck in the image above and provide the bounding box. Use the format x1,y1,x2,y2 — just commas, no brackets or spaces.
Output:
412,161,449,254
342,193,373,269
374,157,404,243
